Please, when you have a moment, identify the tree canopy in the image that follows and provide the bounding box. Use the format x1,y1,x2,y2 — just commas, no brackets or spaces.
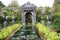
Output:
0,1,5,7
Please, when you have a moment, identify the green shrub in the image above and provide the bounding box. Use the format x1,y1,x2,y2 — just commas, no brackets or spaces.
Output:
0,24,21,39
36,23,59,40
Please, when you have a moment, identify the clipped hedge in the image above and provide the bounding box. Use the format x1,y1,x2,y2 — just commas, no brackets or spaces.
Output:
36,23,59,40
0,24,22,39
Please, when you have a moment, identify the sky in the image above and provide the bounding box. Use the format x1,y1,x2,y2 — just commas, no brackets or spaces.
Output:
0,0,54,7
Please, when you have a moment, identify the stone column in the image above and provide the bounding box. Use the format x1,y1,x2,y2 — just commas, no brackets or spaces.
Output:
2,12,8,27
11,12,15,24
41,7,45,25
21,12,26,26
34,10,36,24
31,11,36,25
41,14,45,24
47,11,52,27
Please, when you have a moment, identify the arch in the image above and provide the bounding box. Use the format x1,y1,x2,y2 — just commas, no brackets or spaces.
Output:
25,12,32,25
21,2,37,25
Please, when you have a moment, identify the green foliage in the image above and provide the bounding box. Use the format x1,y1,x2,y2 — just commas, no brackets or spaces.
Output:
54,0,60,12
50,12,60,29
0,1,5,7
45,7,51,14
0,15,3,27
36,7,52,24
36,23,59,40
54,4,60,12
4,7,21,24
14,12,21,22
58,33,60,40
36,7,41,22
8,0,19,7
0,24,21,39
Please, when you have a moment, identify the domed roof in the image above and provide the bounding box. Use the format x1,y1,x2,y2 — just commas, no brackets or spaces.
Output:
21,2,37,8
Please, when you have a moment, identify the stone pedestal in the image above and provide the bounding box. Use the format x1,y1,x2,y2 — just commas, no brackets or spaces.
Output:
11,13,15,24
47,12,52,27
3,21,7,27
47,21,51,27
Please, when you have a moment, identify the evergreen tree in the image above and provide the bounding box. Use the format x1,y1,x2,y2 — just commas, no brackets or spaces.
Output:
0,1,5,7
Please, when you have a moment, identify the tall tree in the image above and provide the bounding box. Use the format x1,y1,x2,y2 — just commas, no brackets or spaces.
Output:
0,1,5,7
54,0,60,12
8,0,19,7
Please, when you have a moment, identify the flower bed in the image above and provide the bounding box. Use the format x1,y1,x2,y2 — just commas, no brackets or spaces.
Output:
36,23,59,40
0,24,21,39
